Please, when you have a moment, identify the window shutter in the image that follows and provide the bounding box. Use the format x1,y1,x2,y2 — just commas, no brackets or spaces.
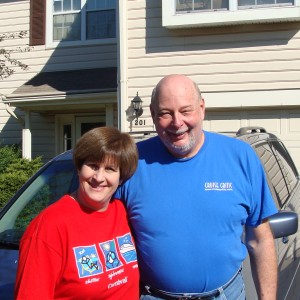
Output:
30,0,46,46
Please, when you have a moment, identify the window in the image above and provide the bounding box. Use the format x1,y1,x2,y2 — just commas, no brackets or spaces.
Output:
53,0,81,41
75,116,105,143
48,0,116,45
63,124,72,151
86,0,116,39
254,140,298,208
162,0,300,28
0,158,77,246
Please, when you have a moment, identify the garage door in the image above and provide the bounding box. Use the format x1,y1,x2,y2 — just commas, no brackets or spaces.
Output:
204,109,300,172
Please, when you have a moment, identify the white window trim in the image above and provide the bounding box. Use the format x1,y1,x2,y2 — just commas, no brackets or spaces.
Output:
162,0,300,28
46,0,116,48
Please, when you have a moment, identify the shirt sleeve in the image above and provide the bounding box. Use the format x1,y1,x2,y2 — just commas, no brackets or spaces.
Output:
15,216,62,299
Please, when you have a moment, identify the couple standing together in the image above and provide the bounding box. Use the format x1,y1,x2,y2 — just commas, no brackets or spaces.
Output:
15,74,278,300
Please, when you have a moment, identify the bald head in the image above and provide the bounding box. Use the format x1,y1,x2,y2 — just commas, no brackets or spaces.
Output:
151,74,202,106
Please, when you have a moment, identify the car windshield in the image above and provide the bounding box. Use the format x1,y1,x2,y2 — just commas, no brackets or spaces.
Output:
0,159,77,249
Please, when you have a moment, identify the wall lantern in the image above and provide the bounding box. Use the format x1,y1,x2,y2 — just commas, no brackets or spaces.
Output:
131,92,143,120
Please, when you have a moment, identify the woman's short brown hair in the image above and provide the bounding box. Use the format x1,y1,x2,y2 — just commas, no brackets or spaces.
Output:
73,127,138,182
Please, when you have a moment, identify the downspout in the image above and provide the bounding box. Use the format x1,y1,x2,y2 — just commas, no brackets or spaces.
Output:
117,0,128,132
4,102,25,127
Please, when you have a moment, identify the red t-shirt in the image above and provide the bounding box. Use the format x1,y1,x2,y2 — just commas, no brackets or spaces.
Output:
15,195,139,299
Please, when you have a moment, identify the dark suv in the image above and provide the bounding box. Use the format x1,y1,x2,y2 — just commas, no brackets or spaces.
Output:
0,127,299,299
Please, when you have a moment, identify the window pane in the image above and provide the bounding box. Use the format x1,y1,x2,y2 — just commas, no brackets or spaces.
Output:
15,160,77,233
239,0,293,6
254,140,298,208
238,0,255,5
176,0,193,11
93,0,106,9
176,0,227,11
277,0,293,3
213,0,229,9
73,0,81,10
86,9,116,39
87,0,116,10
63,0,72,11
0,158,77,247
195,0,211,10
80,122,105,135
87,0,97,9
54,0,62,12
63,124,72,151
107,0,116,8
258,0,274,4
54,0,81,12
254,143,283,208
53,13,81,41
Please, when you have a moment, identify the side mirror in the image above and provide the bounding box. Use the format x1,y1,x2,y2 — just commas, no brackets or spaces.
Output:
268,210,298,239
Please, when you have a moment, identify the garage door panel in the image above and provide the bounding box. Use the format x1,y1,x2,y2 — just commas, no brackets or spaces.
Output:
204,113,241,133
282,141,300,170
247,112,281,135
287,113,300,134
205,110,300,172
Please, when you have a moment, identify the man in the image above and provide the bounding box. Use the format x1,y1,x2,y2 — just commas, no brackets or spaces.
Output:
116,74,278,299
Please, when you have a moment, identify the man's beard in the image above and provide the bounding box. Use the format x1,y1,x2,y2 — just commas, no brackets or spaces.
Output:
163,132,196,157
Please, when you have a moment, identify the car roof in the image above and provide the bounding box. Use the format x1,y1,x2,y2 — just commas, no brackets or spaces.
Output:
52,149,73,161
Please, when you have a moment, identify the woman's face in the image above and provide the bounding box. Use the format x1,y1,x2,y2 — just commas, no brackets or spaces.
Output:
77,160,120,212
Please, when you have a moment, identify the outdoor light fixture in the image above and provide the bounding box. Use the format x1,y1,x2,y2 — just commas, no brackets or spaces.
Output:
131,92,143,119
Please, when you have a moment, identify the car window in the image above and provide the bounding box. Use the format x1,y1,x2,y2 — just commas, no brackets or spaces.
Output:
0,159,77,248
253,140,298,208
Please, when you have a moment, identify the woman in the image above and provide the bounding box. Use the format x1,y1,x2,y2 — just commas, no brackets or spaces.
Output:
15,127,139,299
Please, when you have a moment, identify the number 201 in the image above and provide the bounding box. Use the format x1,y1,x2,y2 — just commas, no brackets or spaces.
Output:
135,119,146,126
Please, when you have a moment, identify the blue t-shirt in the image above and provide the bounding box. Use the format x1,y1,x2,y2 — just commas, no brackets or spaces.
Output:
115,131,277,293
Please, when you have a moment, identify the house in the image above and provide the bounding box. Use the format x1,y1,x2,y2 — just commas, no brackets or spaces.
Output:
1,0,300,170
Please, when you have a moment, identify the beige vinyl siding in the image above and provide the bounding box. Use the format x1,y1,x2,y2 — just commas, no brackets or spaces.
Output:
126,1,300,96
0,1,46,150
0,0,31,96
0,110,23,145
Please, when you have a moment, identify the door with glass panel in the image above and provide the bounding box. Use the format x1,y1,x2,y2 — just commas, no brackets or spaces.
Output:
61,116,105,152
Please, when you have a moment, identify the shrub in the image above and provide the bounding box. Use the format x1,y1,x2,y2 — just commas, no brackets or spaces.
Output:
0,145,21,174
0,146,43,208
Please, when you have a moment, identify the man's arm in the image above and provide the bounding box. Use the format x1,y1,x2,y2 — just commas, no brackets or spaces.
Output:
245,219,277,300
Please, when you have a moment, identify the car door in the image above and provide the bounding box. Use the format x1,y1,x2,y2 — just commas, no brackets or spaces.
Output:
0,152,77,299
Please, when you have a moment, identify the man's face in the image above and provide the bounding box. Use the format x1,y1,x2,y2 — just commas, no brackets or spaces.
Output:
150,78,205,158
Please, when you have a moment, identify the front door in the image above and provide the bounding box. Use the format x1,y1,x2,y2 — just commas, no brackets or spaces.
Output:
57,115,105,153
75,116,105,140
